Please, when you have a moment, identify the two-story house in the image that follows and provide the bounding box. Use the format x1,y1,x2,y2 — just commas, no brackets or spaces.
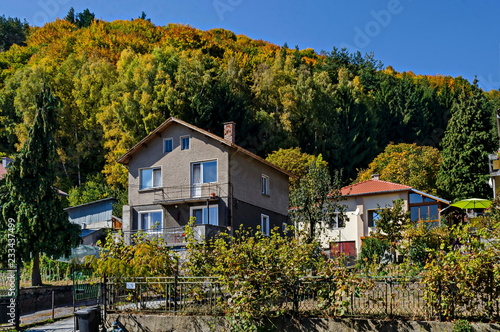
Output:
117,117,291,246
317,176,450,258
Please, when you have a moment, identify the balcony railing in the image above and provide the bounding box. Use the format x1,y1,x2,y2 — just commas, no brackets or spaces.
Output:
123,224,228,247
152,183,227,204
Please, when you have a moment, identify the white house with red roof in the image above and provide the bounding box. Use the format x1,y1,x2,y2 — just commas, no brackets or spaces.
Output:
319,176,450,258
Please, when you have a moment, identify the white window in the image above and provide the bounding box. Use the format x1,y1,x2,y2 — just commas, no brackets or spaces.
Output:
261,175,269,195
139,210,163,233
140,167,161,190
181,136,190,150
191,205,218,225
164,138,173,153
261,214,270,236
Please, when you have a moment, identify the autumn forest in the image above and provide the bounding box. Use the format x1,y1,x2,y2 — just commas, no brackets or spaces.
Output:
1,13,499,203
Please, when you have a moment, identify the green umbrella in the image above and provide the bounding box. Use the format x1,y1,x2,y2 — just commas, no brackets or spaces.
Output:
450,198,491,209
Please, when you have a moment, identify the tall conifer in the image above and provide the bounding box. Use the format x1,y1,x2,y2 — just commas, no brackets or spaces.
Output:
436,79,495,201
0,87,80,286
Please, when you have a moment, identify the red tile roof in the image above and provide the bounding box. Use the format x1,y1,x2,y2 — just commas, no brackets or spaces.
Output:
341,179,412,196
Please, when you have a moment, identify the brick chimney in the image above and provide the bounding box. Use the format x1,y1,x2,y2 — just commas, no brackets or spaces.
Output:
224,121,236,144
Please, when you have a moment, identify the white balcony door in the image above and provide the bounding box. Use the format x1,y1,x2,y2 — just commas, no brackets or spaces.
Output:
192,163,202,197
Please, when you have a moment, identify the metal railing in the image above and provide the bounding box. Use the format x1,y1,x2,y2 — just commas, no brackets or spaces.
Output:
153,183,228,203
123,224,228,247
103,276,500,320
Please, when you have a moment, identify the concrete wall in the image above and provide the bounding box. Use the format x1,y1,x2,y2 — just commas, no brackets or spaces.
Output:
124,121,290,235
230,150,289,216
232,199,288,232
105,313,500,332
319,192,408,255
18,286,73,314
127,122,230,208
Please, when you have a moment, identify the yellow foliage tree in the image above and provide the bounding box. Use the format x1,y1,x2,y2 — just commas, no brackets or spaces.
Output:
356,143,441,195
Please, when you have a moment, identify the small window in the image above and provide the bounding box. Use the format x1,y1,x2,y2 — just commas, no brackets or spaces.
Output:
139,211,163,233
140,167,161,190
181,136,190,150
261,175,269,195
164,138,173,153
367,210,380,228
261,214,270,236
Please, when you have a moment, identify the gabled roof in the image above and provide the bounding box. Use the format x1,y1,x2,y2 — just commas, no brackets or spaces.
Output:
341,179,413,196
341,179,450,204
116,117,294,178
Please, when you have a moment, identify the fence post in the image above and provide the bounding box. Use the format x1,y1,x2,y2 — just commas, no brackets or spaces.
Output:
103,275,107,324
174,273,178,314
292,279,299,314
15,264,20,331
52,290,55,320
437,279,442,321
385,280,388,316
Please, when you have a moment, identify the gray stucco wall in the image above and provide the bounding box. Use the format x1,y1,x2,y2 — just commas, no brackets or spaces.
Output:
127,122,230,207
123,122,289,235
232,199,288,232
230,150,289,216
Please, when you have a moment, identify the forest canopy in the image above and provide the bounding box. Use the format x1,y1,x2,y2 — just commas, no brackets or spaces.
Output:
0,15,497,201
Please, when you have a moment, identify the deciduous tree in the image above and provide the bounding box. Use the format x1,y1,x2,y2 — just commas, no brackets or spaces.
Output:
356,143,442,195
290,157,346,243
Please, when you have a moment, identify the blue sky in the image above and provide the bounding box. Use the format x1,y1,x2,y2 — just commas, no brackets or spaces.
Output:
4,0,500,91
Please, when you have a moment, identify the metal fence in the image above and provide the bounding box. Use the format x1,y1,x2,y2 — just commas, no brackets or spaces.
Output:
103,276,500,321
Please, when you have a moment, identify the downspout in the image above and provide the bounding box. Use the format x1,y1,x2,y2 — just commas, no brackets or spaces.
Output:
228,150,234,236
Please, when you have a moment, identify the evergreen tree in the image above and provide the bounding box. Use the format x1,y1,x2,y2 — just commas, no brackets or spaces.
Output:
0,15,29,52
64,7,76,25
0,87,80,286
436,79,496,201
76,9,95,28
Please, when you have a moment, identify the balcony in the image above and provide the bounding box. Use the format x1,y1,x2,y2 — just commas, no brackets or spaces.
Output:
152,183,227,205
124,224,228,247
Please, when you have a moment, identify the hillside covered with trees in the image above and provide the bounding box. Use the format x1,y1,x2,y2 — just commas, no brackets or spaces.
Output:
1,12,499,201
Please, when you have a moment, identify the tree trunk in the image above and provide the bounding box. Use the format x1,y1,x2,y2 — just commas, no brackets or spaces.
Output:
31,253,42,286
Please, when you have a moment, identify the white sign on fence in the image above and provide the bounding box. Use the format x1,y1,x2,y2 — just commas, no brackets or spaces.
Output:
126,282,136,290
